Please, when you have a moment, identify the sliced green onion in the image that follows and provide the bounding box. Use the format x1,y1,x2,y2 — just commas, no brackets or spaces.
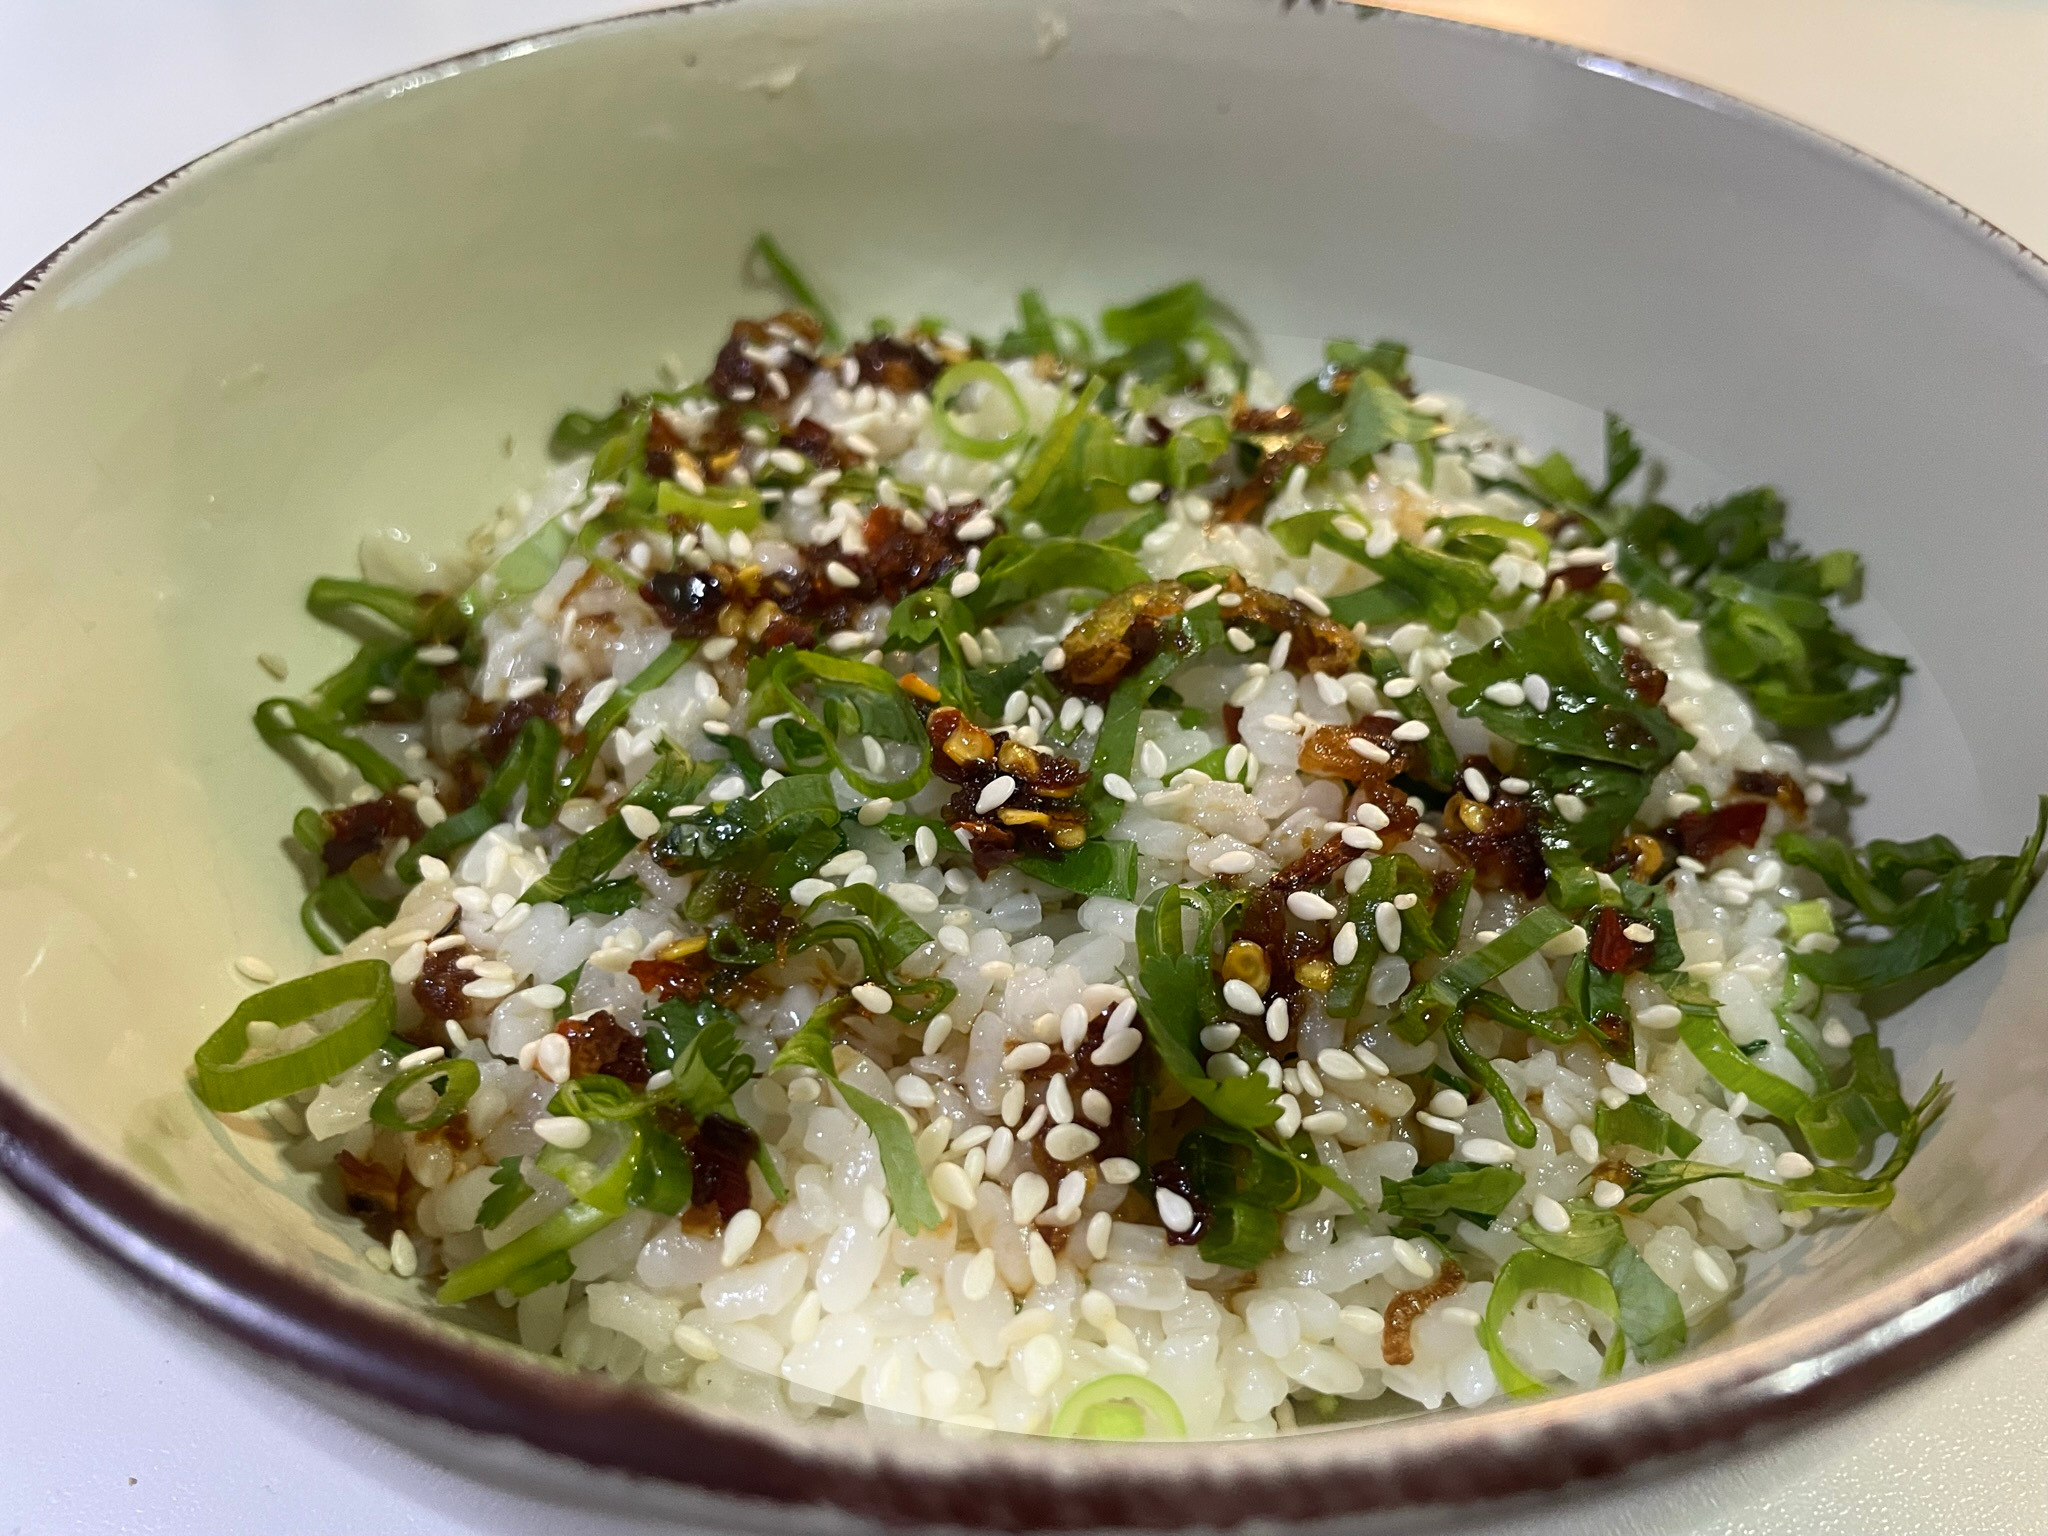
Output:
749,233,843,347
254,698,409,794
1394,906,1574,1042
1782,898,1835,942
1673,1003,1812,1123
773,1001,941,1235
398,716,561,882
550,641,695,812
535,1120,644,1215
1446,1015,1538,1148
370,1055,480,1131
435,1200,619,1305
1048,1374,1187,1439
1480,1249,1626,1398
654,480,762,532
299,874,396,956
191,960,394,1113
931,361,1029,461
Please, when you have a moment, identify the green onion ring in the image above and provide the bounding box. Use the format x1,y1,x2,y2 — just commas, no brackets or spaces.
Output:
370,1055,481,1132
931,361,1029,461
1048,1374,1187,1439
191,960,394,1113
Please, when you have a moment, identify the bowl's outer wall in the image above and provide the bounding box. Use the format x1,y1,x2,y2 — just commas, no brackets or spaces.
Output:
4,0,2048,1526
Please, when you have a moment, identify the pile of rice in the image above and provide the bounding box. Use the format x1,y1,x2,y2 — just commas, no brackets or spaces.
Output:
247,324,1855,1438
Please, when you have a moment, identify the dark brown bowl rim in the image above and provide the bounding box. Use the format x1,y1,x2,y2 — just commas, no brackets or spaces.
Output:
5,4,2048,1528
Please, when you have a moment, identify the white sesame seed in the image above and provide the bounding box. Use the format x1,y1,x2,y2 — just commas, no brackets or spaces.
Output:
1461,766,1492,803
879,882,938,917
1264,996,1290,1042
1206,1053,1250,1080
1222,978,1264,1014
949,571,982,598
618,803,661,841
824,560,862,590
395,1046,445,1073
1591,1179,1626,1209
1390,719,1431,742
1415,1111,1464,1134
1822,1018,1854,1048
235,955,277,984
789,877,834,907
852,982,894,1015
1011,1172,1050,1225
1100,773,1138,806
1183,584,1223,612
1301,1110,1349,1135
1292,584,1331,617
1287,891,1338,921
1775,1151,1816,1181
1099,1158,1142,1188
721,1208,763,1267
1532,1195,1572,1234
1268,632,1293,670
859,797,892,825
1375,902,1403,952
1523,674,1552,712
1606,1062,1650,1096
534,1116,591,1150
1554,792,1588,823
1393,1238,1434,1278
1428,1090,1469,1119
1332,921,1360,965
1200,1022,1242,1052
1003,1041,1053,1073
387,1228,418,1278
1481,679,1526,707
1155,1188,1196,1233
1621,922,1656,944
1091,1030,1143,1067
975,776,1017,814
1044,1124,1101,1162
1127,479,1162,502
1461,1137,1517,1166
1084,1210,1114,1260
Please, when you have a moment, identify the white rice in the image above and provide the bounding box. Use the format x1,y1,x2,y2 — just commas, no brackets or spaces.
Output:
263,347,1855,1437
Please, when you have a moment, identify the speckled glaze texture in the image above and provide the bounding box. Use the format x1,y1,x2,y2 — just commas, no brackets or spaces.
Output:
4,1,2048,1528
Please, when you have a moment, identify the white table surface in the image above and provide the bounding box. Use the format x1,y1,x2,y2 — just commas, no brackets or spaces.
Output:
6,3,2048,1531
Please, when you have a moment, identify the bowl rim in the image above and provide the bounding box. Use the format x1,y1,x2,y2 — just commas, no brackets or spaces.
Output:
5,2,2048,1526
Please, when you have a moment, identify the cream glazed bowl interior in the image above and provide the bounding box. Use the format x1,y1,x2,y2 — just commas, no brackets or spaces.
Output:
4,0,2048,1528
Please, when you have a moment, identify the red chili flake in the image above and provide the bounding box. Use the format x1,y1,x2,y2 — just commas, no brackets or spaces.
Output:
778,416,849,469
335,1150,416,1243
1734,769,1808,820
1439,758,1547,898
639,568,727,638
412,945,473,1022
1588,906,1657,975
1545,561,1609,599
630,955,712,1003
320,793,423,875
707,314,820,404
1229,401,1303,434
556,1010,650,1086
478,690,574,764
851,335,940,394
690,1115,759,1225
1619,646,1669,705
1673,800,1770,863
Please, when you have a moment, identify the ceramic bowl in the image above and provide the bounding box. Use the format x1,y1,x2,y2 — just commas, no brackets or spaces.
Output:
5,1,2048,1528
